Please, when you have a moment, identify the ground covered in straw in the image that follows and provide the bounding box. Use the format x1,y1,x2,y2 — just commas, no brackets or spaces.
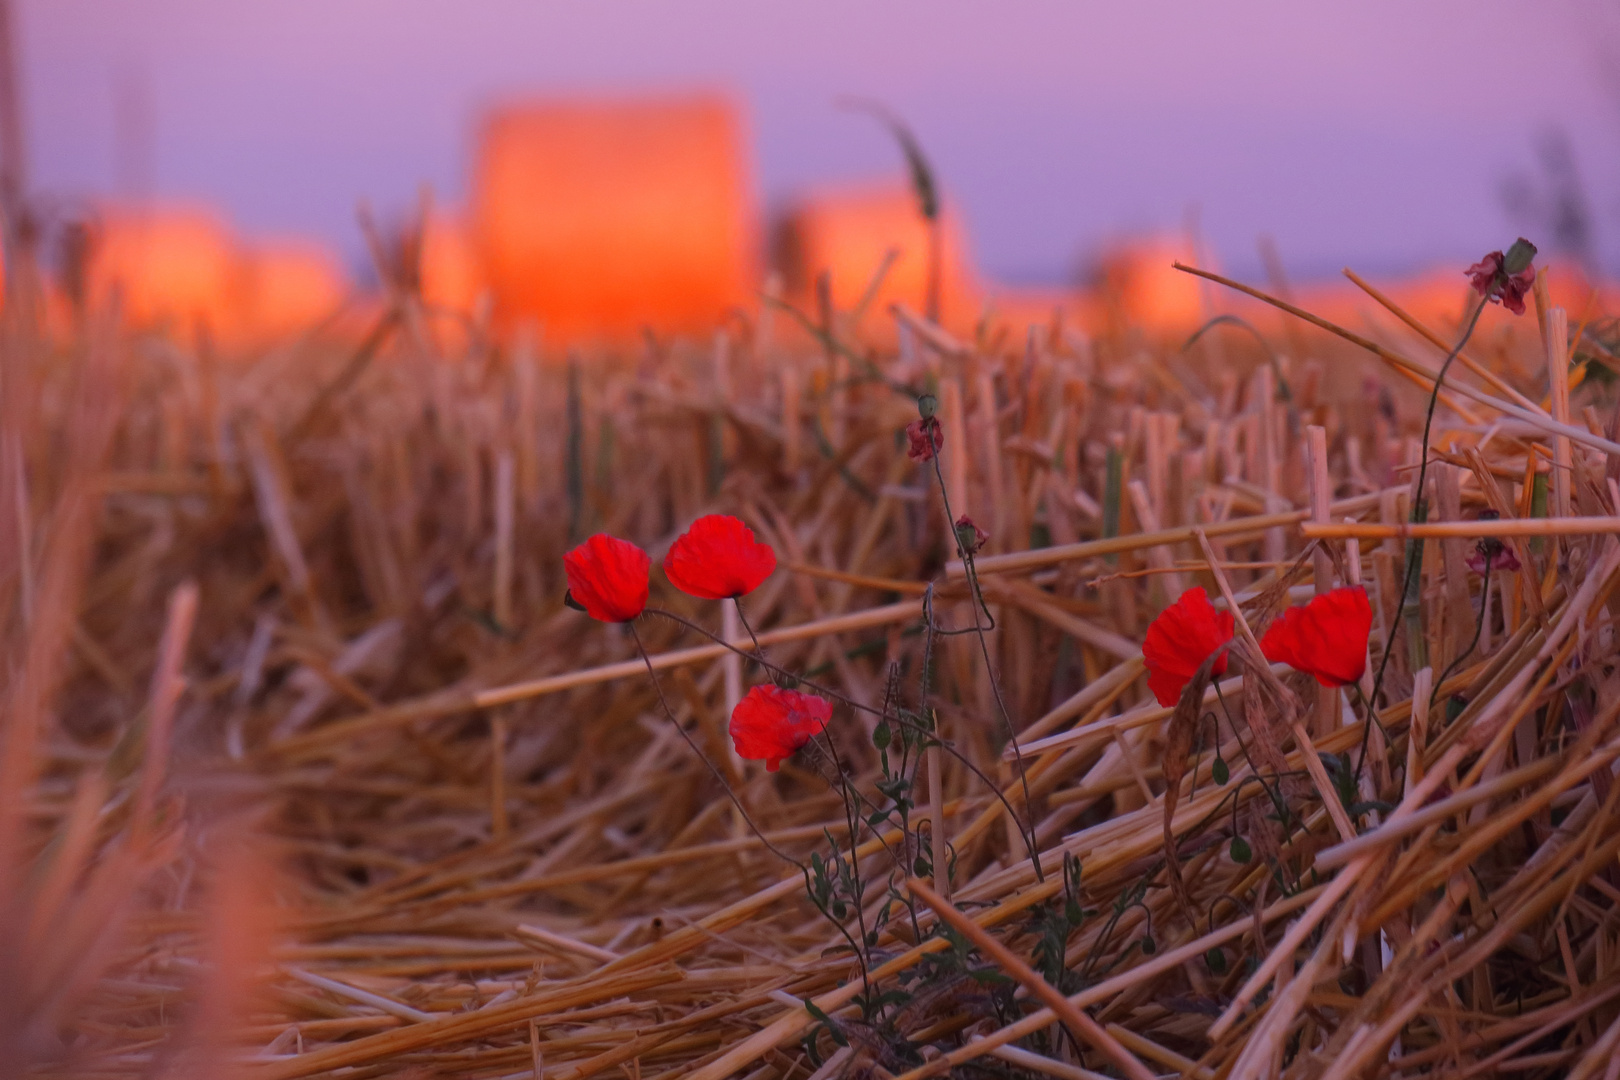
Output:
12,261,1620,1078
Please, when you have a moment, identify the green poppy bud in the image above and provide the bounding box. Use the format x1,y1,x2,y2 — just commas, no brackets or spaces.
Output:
1502,238,1537,277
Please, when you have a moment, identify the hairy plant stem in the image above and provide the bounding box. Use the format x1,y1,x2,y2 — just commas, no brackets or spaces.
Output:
641,607,1042,874
925,433,1043,881
635,620,875,1005
627,623,801,869
1358,292,1489,783
1431,555,1494,711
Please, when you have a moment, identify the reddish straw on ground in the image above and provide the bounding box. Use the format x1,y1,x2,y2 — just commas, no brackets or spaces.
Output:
6,226,1620,1079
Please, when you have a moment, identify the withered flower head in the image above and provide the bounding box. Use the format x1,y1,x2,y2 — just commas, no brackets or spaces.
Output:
1466,510,1521,574
954,514,989,555
1465,238,1537,316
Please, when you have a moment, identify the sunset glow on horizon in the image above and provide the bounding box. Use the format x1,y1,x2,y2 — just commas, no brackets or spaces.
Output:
24,0,1620,291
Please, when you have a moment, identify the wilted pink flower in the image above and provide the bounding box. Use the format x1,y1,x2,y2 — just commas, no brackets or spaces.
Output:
1466,539,1520,574
1465,511,1521,574
1464,251,1505,295
906,416,942,463
954,514,989,555
1465,239,1537,316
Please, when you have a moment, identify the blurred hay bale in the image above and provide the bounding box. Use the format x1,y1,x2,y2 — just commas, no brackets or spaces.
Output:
773,181,980,332
473,94,754,344
239,238,346,338
90,203,240,334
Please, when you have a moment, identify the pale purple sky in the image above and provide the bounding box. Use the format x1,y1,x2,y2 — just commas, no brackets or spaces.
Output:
22,0,1620,283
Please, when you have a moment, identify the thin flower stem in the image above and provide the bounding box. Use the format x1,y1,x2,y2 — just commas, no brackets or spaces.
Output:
1431,555,1493,711
641,606,1043,873
1211,683,1292,840
628,622,803,870
925,430,1042,882
1358,292,1488,784
732,597,766,659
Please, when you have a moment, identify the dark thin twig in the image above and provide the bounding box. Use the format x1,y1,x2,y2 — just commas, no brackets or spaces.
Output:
1431,553,1494,710
628,622,802,870
924,432,1042,881
641,607,1043,872
1358,293,1488,783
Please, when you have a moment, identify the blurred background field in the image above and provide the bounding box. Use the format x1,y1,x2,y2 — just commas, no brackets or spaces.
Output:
8,2,1620,1078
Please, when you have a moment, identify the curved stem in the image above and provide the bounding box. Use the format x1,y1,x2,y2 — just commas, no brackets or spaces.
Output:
924,443,1042,880
1430,555,1493,710
1358,293,1488,782
732,597,766,660
628,623,803,870
641,606,1044,874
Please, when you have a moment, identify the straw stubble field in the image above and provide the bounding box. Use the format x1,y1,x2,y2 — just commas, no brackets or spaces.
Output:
8,249,1620,1079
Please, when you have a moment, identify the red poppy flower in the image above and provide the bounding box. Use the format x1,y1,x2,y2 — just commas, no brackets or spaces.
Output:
1143,588,1234,707
663,514,777,600
906,416,942,463
729,684,832,771
564,534,651,622
1259,586,1373,687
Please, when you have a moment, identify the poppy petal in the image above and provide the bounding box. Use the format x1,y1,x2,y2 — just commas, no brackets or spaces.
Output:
664,514,777,600
729,684,831,770
563,534,651,622
1142,588,1234,707
1259,586,1372,687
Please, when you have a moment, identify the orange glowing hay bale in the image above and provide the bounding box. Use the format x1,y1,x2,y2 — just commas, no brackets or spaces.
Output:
240,239,346,338
473,94,754,343
1088,236,1205,334
419,212,484,315
90,205,240,333
91,207,352,344
986,285,1087,338
774,181,979,331
1285,266,1605,354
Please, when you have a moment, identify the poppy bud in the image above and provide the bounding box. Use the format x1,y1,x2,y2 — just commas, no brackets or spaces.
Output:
916,393,938,420
1502,237,1537,277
